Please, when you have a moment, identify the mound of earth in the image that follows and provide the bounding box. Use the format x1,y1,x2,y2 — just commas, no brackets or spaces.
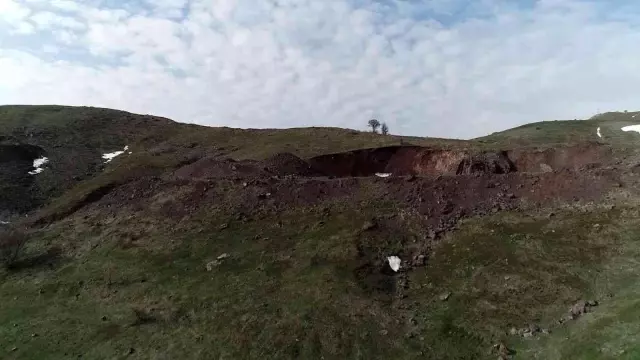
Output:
173,157,266,179
261,152,321,176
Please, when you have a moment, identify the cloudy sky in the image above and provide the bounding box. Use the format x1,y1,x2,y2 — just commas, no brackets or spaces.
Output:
1,0,640,138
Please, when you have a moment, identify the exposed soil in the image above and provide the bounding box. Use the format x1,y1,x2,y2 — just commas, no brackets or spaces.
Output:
308,143,611,177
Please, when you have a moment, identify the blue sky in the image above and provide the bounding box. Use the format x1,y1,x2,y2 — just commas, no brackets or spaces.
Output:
1,0,640,138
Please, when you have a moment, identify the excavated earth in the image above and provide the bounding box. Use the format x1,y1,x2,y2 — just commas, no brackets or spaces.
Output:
59,142,620,298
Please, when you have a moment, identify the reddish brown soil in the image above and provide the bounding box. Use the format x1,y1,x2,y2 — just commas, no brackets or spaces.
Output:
307,144,609,177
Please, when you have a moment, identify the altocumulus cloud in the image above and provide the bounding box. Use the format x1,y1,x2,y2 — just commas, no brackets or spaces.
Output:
1,0,640,138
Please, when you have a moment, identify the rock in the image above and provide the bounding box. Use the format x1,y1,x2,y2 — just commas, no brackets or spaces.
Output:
206,260,222,271
506,193,516,199
439,292,451,301
412,254,427,266
11,347,17,352
31,333,38,338
492,342,512,359
379,329,388,336
548,212,556,218
569,299,597,319
219,223,229,230
540,163,553,173
406,175,416,182
217,253,230,260
101,316,108,321
361,221,377,231
127,348,135,355
593,224,601,228
586,299,599,307
509,327,518,335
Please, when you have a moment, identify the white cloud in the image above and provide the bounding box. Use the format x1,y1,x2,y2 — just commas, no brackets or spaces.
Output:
1,0,640,139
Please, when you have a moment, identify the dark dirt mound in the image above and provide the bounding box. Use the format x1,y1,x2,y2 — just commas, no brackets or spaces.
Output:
173,157,266,180
261,152,321,176
456,151,515,175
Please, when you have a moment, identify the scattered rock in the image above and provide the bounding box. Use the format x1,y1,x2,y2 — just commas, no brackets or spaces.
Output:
31,333,38,338
540,163,553,173
11,347,17,352
439,292,451,301
219,223,229,230
568,299,598,319
379,329,388,336
593,224,600,228
547,212,556,218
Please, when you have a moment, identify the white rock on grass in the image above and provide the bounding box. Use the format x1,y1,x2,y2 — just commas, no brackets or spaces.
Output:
28,157,49,175
621,125,640,134
387,256,401,272
102,146,130,163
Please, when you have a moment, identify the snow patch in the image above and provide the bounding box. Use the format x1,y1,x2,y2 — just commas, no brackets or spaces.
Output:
375,173,392,178
28,156,49,175
102,146,130,163
633,114,638,118
597,127,602,138
621,125,640,134
0,221,9,225
387,256,401,272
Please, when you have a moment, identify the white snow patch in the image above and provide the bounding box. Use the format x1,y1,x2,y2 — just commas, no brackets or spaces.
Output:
597,127,602,138
28,156,49,175
0,221,9,225
375,173,392,178
102,146,130,163
621,125,640,134
387,256,401,272
633,114,638,118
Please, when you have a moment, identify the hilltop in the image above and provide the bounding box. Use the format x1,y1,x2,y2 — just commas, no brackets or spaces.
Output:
2,105,640,359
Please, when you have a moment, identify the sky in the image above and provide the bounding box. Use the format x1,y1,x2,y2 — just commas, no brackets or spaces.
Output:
1,0,640,139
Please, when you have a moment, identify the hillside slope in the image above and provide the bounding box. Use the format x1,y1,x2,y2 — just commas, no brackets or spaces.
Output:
2,106,640,359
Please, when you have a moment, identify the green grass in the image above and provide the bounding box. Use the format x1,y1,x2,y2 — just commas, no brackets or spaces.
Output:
6,186,640,359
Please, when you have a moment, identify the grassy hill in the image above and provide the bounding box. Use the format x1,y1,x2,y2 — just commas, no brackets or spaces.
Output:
2,105,640,359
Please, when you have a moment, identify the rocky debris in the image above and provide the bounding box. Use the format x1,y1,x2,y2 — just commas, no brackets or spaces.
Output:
492,342,513,359
411,254,427,267
569,299,598,319
439,292,451,301
361,220,377,231
206,254,230,271
540,163,553,173
510,324,549,338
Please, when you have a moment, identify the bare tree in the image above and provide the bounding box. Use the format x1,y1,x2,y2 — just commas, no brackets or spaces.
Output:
381,122,389,135
368,119,381,133
0,228,28,269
